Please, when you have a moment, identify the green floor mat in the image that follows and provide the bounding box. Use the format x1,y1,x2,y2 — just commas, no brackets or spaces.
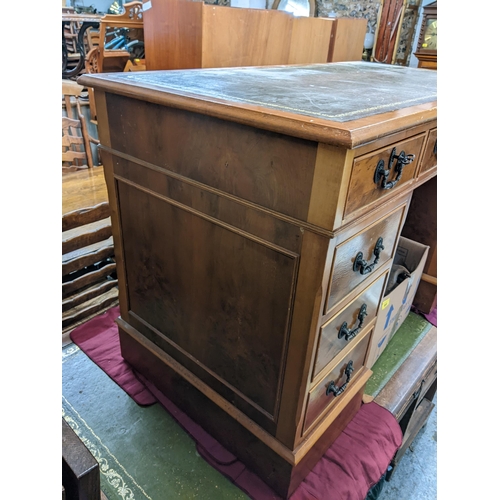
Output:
62,344,249,500
364,312,432,398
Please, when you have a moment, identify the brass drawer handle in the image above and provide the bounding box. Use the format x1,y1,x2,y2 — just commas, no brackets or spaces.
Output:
326,360,354,398
353,237,384,275
338,304,368,341
374,147,415,190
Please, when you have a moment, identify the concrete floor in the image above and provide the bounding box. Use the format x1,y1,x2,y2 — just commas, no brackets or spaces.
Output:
378,395,437,500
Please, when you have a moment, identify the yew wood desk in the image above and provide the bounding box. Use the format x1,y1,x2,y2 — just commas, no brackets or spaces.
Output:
79,62,437,498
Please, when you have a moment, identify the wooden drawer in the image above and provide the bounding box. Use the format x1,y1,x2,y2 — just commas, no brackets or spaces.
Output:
415,359,437,408
313,270,388,380
326,203,407,313
418,128,437,176
344,133,425,220
303,328,372,433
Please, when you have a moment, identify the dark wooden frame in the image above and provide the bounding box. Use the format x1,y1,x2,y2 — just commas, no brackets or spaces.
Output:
62,418,101,500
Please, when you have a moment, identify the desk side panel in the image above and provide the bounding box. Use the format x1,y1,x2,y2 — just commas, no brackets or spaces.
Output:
105,93,318,223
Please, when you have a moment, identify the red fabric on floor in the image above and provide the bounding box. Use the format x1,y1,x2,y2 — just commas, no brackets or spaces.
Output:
70,307,402,499
143,376,402,500
290,402,402,500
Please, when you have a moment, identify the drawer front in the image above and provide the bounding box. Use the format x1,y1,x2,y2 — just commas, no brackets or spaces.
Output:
303,329,371,432
344,133,425,219
418,128,437,175
395,359,437,421
326,204,407,312
415,360,437,407
313,271,388,380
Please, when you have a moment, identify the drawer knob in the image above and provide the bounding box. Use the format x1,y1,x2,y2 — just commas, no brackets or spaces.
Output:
326,360,354,398
338,304,368,341
373,147,415,190
353,237,384,275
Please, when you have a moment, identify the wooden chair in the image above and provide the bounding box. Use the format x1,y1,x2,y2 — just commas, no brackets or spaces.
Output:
62,115,89,172
62,201,118,334
84,2,145,120
123,58,146,72
62,80,99,171
62,168,118,337
96,1,144,73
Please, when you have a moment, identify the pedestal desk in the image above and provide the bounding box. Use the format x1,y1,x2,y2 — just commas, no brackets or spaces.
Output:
79,62,437,498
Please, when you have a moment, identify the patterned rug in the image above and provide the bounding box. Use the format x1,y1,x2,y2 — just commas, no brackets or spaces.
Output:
63,309,403,499
62,343,247,500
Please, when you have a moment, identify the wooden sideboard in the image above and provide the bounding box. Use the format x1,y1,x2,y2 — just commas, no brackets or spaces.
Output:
79,62,437,498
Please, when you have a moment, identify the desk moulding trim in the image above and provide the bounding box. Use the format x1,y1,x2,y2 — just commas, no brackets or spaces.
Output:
104,145,334,238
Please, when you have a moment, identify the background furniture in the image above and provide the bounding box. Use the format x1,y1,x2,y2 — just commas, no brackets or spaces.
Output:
414,1,437,69
80,61,436,498
372,0,406,64
142,0,366,70
372,0,425,66
62,418,101,500
401,176,437,313
371,321,436,481
84,2,144,122
62,11,101,79
62,80,99,171
62,167,118,338
93,1,144,73
62,113,91,171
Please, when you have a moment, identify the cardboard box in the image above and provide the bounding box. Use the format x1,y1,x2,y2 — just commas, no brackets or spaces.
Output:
366,237,430,369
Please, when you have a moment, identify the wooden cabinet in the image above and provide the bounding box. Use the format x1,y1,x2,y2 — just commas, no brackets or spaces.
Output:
142,0,366,70
79,61,437,498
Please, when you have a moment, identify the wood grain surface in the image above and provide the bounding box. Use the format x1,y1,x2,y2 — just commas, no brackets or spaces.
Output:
62,167,109,215
85,61,437,498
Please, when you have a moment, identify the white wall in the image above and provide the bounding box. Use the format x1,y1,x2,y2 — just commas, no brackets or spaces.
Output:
66,0,118,14
231,0,267,8
68,0,269,14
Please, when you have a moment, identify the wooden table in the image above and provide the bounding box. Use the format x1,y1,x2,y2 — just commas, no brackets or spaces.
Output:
79,61,437,498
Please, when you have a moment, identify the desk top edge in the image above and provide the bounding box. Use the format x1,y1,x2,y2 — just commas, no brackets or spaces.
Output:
79,62,437,148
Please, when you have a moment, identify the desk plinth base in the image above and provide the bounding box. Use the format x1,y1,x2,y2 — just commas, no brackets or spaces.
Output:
118,321,366,499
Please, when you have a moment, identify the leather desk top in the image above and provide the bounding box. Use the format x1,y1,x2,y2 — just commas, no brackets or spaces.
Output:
79,61,437,147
